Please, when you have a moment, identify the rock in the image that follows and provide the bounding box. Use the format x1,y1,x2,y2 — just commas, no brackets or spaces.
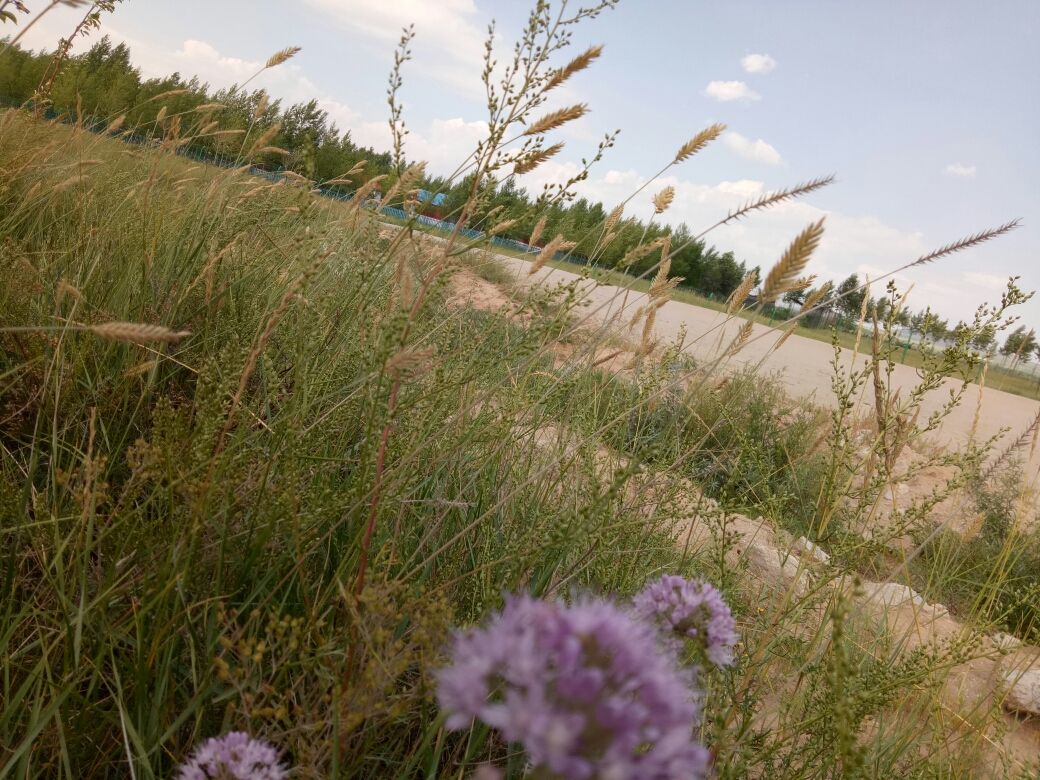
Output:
1002,667,1040,716
795,536,830,565
740,538,812,596
862,581,923,608
993,632,1024,652
861,581,949,619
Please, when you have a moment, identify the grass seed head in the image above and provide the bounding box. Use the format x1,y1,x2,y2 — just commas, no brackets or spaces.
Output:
523,104,588,137
760,218,826,303
673,123,726,164
652,186,675,215
266,46,302,68
89,321,191,344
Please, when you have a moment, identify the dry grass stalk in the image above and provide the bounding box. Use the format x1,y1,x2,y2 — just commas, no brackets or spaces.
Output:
89,321,191,344
193,103,224,113
851,275,871,358
529,235,574,275
396,162,426,199
910,219,1021,267
759,218,826,303
648,238,674,301
604,204,624,232
488,219,518,237
639,306,658,356
350,175,387,209
773,325,797,351
124,360,159,379
673,123,726,164
247,123,282,157
106,114,125,133
969,360,989,445
652,185,675,214
724,175,835,225
218,249,332,452
56,279,82,305
727,319,755,356
523,104,588,136
514,143,564,175
984,408,1040,482
155,106,168,124
265,46,302,68
726,272,757,314
619,237,666,267
789,274,816,294
528,215,547,247
801,281,833,312
544,45,603,91
52,174,87,192
386,348,435,381
254,91,269,118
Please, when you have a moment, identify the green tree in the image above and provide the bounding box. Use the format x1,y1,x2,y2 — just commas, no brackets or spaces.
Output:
835,273,866,319
1002,326,1037,363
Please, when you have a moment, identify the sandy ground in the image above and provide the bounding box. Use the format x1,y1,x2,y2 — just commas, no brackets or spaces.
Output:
491,254,1040,468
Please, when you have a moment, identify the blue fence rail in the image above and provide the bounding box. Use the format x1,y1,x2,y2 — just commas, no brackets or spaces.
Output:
2,97,559,260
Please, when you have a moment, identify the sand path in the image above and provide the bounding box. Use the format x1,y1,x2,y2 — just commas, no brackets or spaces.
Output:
499,255,1040,464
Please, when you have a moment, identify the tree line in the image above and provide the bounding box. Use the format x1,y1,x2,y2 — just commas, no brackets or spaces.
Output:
2,36,1032,355
0,36,752,298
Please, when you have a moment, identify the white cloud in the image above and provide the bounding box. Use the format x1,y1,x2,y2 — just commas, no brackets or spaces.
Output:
741,53,776,74
962,271,1008,290
722,131,783,165
943,162,976,178
704,80,760,102
300,0,487,98
516,163,995,316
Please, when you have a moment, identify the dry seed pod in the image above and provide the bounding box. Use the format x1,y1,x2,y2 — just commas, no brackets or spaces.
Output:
652,186,675,214
529,235,575,275
265,46,301,68
89,321,191,344
528,215,547,247
523,104,588,136
726,272,757,314
514,143,563,176
759,218,826,303
673,123,726,164
544,45,603,91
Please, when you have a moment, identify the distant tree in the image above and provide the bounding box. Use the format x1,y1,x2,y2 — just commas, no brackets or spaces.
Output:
1002,326,1037,363
836,273,866,319
971,324,997,353
907,307,947,343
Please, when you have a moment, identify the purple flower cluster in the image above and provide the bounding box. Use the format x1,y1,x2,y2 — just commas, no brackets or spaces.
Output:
633,575,738,668
175,732,286,780
436,594,709,779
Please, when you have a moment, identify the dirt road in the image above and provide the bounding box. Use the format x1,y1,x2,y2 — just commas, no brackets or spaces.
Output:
496,253,1040,462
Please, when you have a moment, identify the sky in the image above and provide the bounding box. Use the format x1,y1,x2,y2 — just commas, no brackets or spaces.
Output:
13,0,1040,327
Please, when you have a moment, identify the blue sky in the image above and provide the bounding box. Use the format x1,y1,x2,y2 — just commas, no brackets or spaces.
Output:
17,0,1040,326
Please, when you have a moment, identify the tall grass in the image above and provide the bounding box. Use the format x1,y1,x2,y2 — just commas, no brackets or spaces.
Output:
1,2,1039,777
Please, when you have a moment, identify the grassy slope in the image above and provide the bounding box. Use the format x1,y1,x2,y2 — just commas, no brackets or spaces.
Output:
1,111,1035,778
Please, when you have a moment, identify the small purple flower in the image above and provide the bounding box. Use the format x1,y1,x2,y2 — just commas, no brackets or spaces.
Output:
175,732,286,780
436,594,709,780
633,575,738,668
